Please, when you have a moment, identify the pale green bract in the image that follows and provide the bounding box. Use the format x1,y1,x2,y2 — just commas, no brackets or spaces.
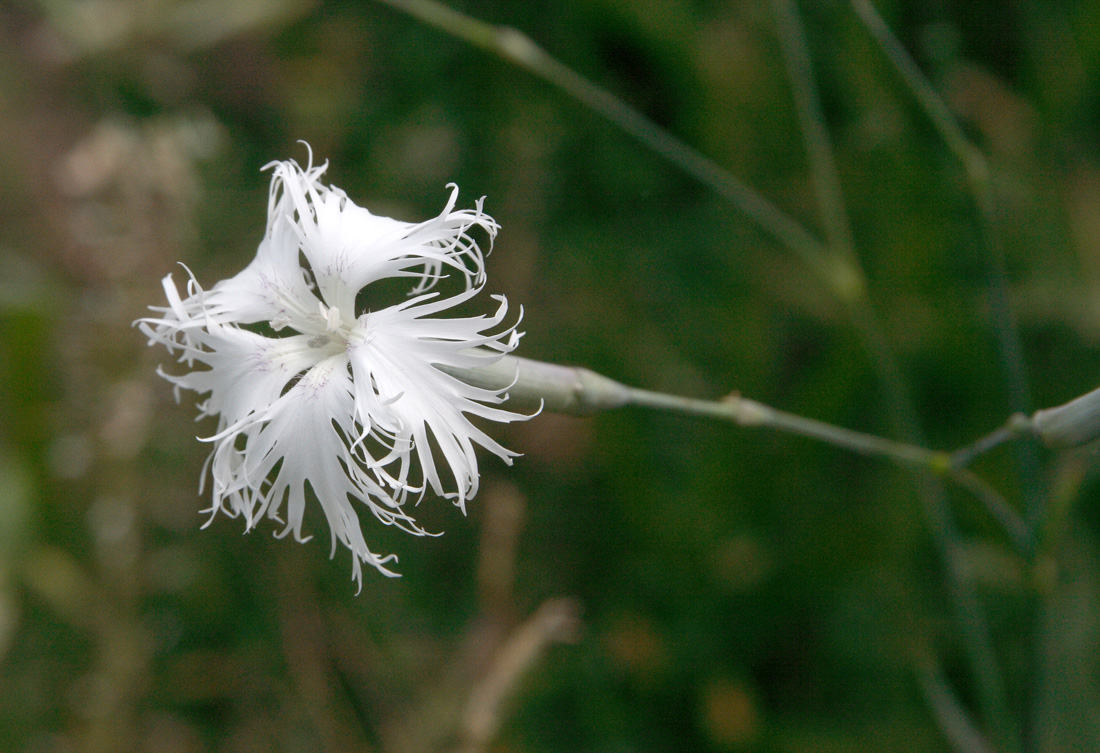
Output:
138,150,526,587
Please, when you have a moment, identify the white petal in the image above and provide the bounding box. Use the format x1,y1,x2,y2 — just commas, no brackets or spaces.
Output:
205,356,422,585
138,274,323,423
201,219,322,328
272,161,498,316
347,286,525,513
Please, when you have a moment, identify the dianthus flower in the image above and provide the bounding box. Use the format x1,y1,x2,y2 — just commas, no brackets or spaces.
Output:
138,151,526,586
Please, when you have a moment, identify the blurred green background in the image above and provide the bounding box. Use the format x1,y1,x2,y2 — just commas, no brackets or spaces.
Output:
2,0,1100,751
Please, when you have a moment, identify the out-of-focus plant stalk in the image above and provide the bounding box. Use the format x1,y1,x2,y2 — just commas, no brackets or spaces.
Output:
766,0,916,439
457,598,581,753
770,0,857,269
847,0,1031,412
373,0,841,289
915,651,998,753
771,2,1017,749
456,349,1100,748
849,0,1043,524
848,11,1064,750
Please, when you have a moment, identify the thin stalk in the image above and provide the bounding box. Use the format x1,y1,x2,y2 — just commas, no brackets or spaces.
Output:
915,473,1020,753
950,467,1032,555
954,385,1100,465
771,2,1017,739
842,4,1037,746
627,386,1030,557
446,354,944,470
835,265,1020,753
373,0,842,290
849,0,1043,527
443,355,1023,552
443,356,944,469
770,0,859,267
915,651,998,753
951,415,1032,469
625,385,947,468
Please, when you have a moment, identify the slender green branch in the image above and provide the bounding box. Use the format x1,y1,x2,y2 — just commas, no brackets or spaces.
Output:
445,355,1029,554
848,6,1037,746
920,476,1019,753
914,651,998,753
450,347,1020,747
951,415,1032,469
373,0,844,291
849,0,1041,525
768,0,1007,650
846,0,1030,448
954,384,1100,468
836,165,1019,753
625,385,950,469
849,0,978,177
770,0,859,267
948,467,1032,554
444,355,947,468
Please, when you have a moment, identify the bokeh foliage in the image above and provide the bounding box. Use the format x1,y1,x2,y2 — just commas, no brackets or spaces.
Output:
2,0,1100,751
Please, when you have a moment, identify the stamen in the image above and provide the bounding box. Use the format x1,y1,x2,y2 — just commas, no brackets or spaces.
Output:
319,301,342,332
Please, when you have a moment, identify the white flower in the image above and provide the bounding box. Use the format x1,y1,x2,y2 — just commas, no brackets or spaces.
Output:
139,150,527,586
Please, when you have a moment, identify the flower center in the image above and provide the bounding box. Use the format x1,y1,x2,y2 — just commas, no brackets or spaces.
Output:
263,282,366,351
304,300,369,353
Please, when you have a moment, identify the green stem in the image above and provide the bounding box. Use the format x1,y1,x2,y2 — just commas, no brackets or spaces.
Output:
770,0,859,268
914,650,997,753
442,355,944,468
845,5,1031,747
444,355,1026,550
950,467,1032,555
951,415,1031,469
373,0,839,288
954,384,1100,465
625,385,948,469
849,0,1042,526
